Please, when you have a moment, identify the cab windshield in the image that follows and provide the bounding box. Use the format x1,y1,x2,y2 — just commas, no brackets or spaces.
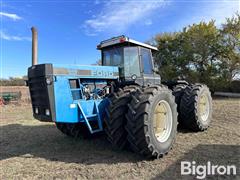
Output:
102,46,140,77
102,47,123,67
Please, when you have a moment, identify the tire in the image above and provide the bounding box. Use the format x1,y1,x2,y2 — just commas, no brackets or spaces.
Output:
55,122,82,138
126,85,178,158
55,122,92,138
172,84,188,124
104,85,139,149
180,84,212,131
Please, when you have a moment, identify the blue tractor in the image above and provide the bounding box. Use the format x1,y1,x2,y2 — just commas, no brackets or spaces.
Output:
27,27,212,158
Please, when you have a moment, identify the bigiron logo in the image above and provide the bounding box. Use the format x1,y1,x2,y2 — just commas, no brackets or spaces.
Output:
181,161,237,179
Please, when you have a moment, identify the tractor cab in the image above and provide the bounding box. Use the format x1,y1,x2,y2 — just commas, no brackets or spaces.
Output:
97,36,160,86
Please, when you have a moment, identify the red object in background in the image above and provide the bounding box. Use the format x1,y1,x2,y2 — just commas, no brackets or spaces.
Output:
0,98,5,106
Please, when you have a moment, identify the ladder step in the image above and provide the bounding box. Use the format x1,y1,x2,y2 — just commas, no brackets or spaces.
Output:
77,102,103,134
91,129,102,133
86,114,98,118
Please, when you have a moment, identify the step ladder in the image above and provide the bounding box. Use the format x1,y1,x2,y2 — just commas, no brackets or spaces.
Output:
77,102,103,134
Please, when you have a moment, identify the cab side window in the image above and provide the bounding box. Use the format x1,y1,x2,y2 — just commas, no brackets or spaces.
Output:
141,48,153,74
103,51,111,66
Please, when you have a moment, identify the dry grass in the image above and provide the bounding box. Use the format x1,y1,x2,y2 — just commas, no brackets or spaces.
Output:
0,98,239,179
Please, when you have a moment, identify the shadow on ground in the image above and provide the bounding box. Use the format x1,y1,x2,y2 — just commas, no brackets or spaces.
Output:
0,123,143,164
153,144,240,180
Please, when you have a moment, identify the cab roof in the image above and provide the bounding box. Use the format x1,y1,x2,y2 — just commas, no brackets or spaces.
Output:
97,35,158,51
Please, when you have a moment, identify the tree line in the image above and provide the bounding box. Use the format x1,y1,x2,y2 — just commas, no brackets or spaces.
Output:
0,77,27,86
152,13,240,92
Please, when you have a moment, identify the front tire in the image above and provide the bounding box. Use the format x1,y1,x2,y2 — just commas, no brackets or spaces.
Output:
55,122,96,138
55,123,82,138
104,85,139,149
126,85,178,158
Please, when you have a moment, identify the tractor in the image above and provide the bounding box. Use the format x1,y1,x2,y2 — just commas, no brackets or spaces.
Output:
27,27,212,158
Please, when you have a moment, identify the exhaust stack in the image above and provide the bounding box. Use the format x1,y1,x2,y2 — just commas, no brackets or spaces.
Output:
31,27,38,65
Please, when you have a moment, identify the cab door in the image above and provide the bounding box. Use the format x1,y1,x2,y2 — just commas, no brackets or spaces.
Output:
140,47,160,85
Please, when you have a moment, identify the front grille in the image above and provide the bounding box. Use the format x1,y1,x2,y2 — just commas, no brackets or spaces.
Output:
28,64,54,122
28,76,50,113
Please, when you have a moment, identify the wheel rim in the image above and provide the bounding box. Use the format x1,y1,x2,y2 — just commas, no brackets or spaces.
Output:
198,93,210,121
153,100,173,143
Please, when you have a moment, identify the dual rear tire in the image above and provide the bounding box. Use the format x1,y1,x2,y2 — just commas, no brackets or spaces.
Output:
179,84,212,131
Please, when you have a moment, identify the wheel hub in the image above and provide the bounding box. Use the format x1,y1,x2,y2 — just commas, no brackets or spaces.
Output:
153,100,173,143
199,94,210,121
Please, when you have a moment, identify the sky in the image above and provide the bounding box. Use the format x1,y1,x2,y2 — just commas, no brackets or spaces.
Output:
0,0,239,78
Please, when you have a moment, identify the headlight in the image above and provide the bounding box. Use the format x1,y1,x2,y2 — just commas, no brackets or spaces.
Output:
45,109,50,116
35,107,39,114
46,78,51,85
131,74,137,80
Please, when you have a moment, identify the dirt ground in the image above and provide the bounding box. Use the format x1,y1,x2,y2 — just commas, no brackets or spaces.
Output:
0,98,239,179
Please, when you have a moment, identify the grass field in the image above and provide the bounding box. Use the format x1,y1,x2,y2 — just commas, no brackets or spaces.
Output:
0,96,239,179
